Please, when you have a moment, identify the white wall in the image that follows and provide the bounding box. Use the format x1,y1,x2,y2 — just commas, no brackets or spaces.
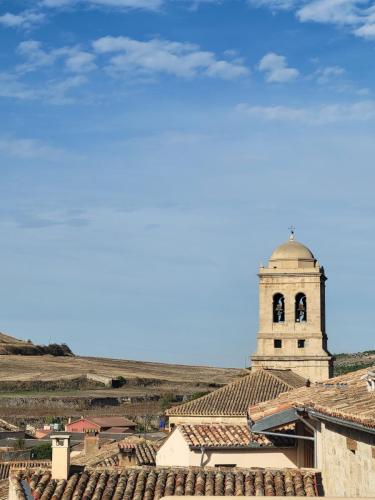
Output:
156,428,191,467
156,428,298,469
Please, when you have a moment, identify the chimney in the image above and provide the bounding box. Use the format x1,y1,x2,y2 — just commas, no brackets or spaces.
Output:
51,434,71,480
118,443,137,467
84,429,100,455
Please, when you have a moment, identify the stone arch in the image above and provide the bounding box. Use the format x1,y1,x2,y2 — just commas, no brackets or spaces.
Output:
295,292,307,322
273,293,285,323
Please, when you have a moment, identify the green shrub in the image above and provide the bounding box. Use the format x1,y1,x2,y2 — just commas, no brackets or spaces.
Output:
31,442,52,460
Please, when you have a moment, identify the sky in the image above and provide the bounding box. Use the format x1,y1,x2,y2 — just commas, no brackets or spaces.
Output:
0,0,374,367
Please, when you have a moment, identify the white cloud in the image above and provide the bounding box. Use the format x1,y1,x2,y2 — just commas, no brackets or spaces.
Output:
64,51,97,73
0,10,45,29
314,65,345,83
248,0,297,10
17,41,96,74
93,36,249,80
43,75,88,104
17,41,57,71
354,22,375,39
296,0,360,25
248,0,375,41
258,52,299,82
236,100,375,124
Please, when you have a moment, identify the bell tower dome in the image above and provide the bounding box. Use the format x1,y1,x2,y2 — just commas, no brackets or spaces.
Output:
251,231,333,382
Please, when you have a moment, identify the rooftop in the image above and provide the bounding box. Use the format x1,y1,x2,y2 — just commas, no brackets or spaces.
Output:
10,466,319,498
69,416,136,428
249,366,375,430
72,438,161,467
166,369,307,417
177,423,294,448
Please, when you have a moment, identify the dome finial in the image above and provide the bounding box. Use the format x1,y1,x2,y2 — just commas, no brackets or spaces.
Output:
289,225,295,241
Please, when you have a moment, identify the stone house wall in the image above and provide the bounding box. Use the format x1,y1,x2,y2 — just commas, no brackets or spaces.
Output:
318,421,375,497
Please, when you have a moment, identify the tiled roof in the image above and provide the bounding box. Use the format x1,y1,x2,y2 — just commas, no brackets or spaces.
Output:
11,466,318,498
71,438,161,467
179,424,264,447
119,441,159,466
0,479,8,500
0,461,51,480
0,461,51,499
166,369,307,417
69,416,136,428
249,366,375,430
177,424,295,448
89,417,136,427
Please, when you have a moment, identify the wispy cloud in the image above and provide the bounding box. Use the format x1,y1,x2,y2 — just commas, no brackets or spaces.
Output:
93,36,249,80
236,100,375,124
40,0,163,10
0,10,45,29
248,0,375,40
17,40,96,74
258,52,299,82
0,137,64,160
314,65,345,84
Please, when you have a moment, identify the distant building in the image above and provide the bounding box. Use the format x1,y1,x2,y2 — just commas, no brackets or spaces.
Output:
65,416,136,433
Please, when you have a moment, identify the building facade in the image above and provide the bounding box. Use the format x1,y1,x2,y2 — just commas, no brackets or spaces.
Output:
251,232,333,382
156,424,299,469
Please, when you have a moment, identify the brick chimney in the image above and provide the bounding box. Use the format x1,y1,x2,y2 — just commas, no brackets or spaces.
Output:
84,429,100,455
51,434,70,480
118,443,137,467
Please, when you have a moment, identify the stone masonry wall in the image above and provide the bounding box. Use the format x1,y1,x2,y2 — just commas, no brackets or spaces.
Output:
320,421,375,497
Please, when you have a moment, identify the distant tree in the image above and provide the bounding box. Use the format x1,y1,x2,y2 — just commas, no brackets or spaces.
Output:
13,438,26,450
31,442,52,459
159,393,175,412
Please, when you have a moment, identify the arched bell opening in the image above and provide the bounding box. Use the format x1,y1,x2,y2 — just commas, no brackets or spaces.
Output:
295,293,307,322
273,293,285,323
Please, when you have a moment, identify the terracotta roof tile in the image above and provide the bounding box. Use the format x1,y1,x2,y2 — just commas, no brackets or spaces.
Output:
249,366,375,429
10,466,318,498
177,423,295,448
71,438,161,467
178,424,269,447
84,417,136,428
166,369,307,417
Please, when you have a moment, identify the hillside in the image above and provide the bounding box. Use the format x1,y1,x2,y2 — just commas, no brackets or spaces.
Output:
0,331,73,356
0,353,245,384
0,331,247,419
334,350,375,376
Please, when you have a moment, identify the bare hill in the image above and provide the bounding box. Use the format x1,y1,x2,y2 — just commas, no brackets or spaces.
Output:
0,353,245,384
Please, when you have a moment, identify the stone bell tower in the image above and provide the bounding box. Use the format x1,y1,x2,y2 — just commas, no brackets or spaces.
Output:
251,231,333,382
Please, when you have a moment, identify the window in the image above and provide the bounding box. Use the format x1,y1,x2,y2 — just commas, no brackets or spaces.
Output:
298,339,305,348
274,339,282,348
295,293,307,322
273,293,285,323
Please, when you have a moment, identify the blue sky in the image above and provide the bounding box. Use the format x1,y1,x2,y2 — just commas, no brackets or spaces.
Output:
0,0,374,366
